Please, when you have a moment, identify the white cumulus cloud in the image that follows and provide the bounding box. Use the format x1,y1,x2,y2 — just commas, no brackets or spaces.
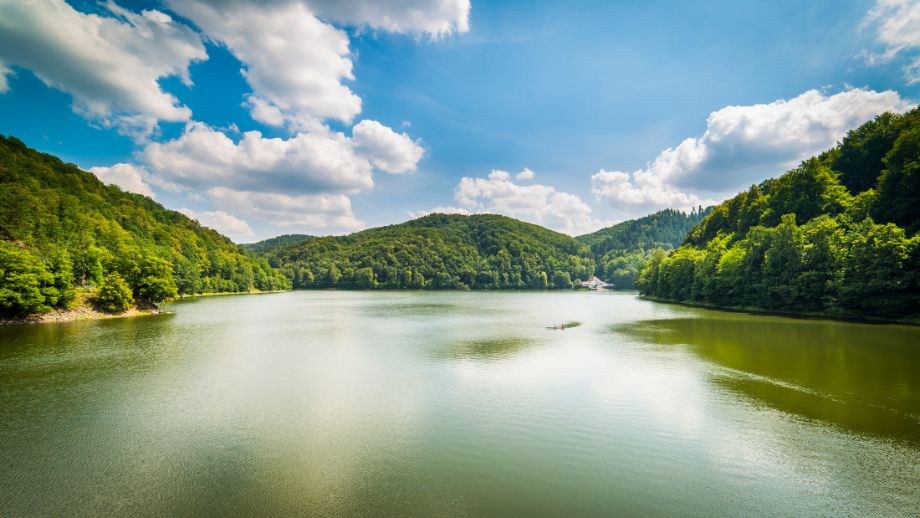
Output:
306,0,470,37
89,163,156,198
515,167,535,180
139,122,375,194
169,0,360,131
0,0,206,140
178,207,256,241
453,169,607,235
591,170,713,215
592,88,914,217
351,119,425,174
863,0,920,83
166,0,469,130
116,117,423,237
207,187,364,235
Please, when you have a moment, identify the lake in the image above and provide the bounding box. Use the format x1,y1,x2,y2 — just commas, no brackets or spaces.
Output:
1,291,919,516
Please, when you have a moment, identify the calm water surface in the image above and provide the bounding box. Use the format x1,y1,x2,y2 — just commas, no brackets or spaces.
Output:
1,291,919,516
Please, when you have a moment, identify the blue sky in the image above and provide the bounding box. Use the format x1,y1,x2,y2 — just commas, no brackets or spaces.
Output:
1,0,918,241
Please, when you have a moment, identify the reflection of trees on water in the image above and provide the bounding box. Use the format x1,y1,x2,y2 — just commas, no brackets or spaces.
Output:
616,316,920,443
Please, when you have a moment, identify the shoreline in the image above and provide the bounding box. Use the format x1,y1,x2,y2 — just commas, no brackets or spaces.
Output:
0,303,161,326
177,289,287,299
1,289,289,326
638,294,920,327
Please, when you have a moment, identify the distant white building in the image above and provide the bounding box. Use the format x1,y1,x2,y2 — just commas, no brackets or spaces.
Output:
579,276,608,290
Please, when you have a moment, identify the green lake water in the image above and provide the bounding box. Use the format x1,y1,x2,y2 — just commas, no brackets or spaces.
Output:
1,291,919,516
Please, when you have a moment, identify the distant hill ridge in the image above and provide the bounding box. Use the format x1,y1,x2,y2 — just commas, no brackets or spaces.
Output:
250,212,597,289
576,208,711,289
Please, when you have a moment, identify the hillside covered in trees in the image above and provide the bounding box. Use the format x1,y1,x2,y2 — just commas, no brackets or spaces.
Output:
0,135,289,317
242,234,314,255
251,213,596,289
638,109,920,321
576,208,710,288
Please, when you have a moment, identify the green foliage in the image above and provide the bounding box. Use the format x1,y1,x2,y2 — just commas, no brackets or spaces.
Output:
831,112,902,194
0,135,290,316
94,272,134,312
253,213,594,290
0,241,55,315
242,234,314,255
873,114,920,234
639,108,920,320
45,247,76,308
552,270,573,289
73,245,105,287
578,208,710,289
122,254,178,304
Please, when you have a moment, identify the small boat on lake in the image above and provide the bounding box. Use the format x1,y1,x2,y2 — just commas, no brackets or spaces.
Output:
546,321,581,330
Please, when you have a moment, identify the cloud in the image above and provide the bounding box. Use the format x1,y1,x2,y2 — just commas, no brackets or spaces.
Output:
591,170,712,214
89,163,156,198
863,0,920,83
0,63,11,93
126,118,423,236
169,0,360,131
0,0,206,140
178,207,255,241
407,206,476,218
306,0,470,37
207,187,364,235
592,88,913,216
351,119,425,174
515,167,535,180
139,122,374,194
167,0,469,130
453,169,607,235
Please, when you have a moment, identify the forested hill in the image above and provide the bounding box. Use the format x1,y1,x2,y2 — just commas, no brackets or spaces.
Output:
253,213,596,289
0,135,289,317
638,108,920,321
576,208,710,289
243,234,314,255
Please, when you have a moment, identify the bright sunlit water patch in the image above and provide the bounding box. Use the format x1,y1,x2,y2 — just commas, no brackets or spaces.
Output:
1,291,919,516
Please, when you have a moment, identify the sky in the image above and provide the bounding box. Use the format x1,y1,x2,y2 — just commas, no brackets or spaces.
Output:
0,0,918,242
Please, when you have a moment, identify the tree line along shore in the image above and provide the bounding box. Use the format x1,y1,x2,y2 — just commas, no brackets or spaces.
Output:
1,108,918,324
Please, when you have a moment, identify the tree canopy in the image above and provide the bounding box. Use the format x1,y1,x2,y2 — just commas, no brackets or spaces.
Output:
251,213,596,290
577,208,710,289
0,135,289,316
638,108,920,321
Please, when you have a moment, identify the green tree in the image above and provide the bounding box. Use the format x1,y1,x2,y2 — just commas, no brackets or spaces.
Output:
0,242,53,315
134,255,178,303
552,270,573,289
45,248,75,307
353,267,377,289
713,245,746,304
797,216,842,311
174,256,202,295
874,122,920,234
529,270,549,289
839,221,911,316
94,272,134,312
762,214,804,309
831,112,903,194
73,245,104,287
